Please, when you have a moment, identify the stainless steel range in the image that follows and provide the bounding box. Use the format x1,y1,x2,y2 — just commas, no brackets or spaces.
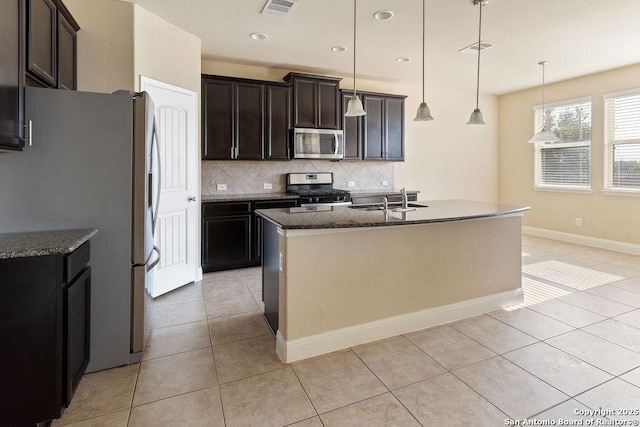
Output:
286,172,352,207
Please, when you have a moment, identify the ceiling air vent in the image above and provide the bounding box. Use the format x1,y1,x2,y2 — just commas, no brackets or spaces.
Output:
261,0,298,17
459,41,494,54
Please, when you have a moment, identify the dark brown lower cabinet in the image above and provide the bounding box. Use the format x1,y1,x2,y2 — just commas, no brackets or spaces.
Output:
202,198,297,272
202,202,253,272
253,199,298,264
0,241,91,425
64,266,91,406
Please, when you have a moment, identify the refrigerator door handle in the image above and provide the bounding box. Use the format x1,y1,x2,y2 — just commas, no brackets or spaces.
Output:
151,116,162,235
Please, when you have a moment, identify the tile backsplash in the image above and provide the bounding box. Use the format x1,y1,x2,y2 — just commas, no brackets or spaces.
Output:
201,160,394,195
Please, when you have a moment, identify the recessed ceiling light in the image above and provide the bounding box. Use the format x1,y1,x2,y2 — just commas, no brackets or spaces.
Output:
396,57,411,63
373,10,394,21
250,32,268,40
331,46,347,52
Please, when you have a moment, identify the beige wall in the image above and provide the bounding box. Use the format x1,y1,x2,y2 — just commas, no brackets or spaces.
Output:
65,0,134,92
133,6,202,94
202,60,499,203
61,1,203,97
498,64,640,245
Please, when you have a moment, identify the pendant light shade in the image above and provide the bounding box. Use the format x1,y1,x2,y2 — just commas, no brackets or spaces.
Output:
527,61,559,143
414,102,434,121
468,0,487,125
414,0,433,121
345,0,366,117
527,129,558,144
467,108,485,125
345,94,366,117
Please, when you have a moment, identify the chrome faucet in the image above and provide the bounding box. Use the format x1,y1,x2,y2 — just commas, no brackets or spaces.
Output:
383,195,389,211
401,187,408,209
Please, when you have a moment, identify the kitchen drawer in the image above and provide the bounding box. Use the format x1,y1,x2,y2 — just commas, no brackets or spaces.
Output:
202,201,252,217
65,241,89,283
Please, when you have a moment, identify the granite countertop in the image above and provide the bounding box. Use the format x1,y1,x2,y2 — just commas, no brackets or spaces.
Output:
255,199,530,230
0,229,98,259
201,193,299,203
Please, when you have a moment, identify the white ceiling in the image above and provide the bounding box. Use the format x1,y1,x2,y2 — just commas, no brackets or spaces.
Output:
126,0,640,95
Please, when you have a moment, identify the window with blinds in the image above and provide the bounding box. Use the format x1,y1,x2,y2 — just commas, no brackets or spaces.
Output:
604,90,640,191
533,98,592,189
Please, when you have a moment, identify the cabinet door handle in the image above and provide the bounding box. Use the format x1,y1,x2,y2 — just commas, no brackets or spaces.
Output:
231,145,235,159
188,196,197,202
24,120,33,146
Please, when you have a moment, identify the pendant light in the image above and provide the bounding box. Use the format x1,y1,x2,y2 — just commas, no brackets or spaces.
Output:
527,61,559,143
467,0,487,125
345,0,366,117
414,0,434,121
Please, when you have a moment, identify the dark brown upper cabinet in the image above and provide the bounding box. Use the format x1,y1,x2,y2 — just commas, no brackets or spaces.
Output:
57,10,77,90
202,75,290,161
341,90,406,162
341,91,362,160
284,72,341,130
234,81,264,160
26,0,79,90
27,0,57,87
265,84,291,160
0,0,25,151
202,78,234,160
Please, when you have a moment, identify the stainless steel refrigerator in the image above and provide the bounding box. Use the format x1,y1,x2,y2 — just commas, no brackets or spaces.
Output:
0,87,160,372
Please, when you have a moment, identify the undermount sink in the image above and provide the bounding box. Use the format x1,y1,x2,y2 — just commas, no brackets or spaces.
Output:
349,203,428,211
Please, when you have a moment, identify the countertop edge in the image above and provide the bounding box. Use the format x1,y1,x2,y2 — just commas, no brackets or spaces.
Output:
255,201,530,231
0,229,99,259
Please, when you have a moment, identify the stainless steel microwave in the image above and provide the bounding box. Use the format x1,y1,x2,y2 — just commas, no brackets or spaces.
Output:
292,128,344,160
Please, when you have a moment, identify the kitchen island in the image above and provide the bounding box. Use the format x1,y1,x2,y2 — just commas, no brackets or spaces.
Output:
256,200,529,363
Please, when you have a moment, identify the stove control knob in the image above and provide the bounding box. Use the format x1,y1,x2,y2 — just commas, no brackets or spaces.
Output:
307,197,314,203
337,196,345,202
314,197,320,203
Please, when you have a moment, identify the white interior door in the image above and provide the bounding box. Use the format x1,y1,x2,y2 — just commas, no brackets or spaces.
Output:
141,76,198,298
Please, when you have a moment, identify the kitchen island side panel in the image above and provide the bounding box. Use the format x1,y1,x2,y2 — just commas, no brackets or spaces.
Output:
279,215,523,341
262,219,280,333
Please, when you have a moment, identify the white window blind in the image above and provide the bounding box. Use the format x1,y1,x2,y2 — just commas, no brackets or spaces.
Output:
534,99,592,189
604,91,640,191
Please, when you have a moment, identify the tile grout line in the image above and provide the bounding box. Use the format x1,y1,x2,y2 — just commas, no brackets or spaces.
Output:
202,277,228,427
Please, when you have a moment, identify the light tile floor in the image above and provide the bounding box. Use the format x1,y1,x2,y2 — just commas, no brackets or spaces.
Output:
52,235,640,426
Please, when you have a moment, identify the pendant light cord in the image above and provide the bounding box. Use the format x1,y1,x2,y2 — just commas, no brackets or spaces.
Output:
539,60,548,129
475,1,482,109
353,0,357,96
421,0,425,103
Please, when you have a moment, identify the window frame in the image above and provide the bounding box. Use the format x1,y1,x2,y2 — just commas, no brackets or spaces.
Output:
532,96,592,192
603,88,640,196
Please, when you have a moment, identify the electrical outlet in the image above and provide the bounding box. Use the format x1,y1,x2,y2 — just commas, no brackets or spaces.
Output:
575,217,582,227
279,252,284,272
347,181,355,187
263,183,272,190
381,180,389,186
216,184,227,191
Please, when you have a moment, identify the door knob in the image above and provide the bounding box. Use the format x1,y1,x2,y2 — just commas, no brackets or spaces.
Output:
188,196,197,202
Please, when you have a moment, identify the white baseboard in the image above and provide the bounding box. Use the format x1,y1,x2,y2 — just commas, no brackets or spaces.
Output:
523,226,640,255
275,288,523,363
196,267,203,282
